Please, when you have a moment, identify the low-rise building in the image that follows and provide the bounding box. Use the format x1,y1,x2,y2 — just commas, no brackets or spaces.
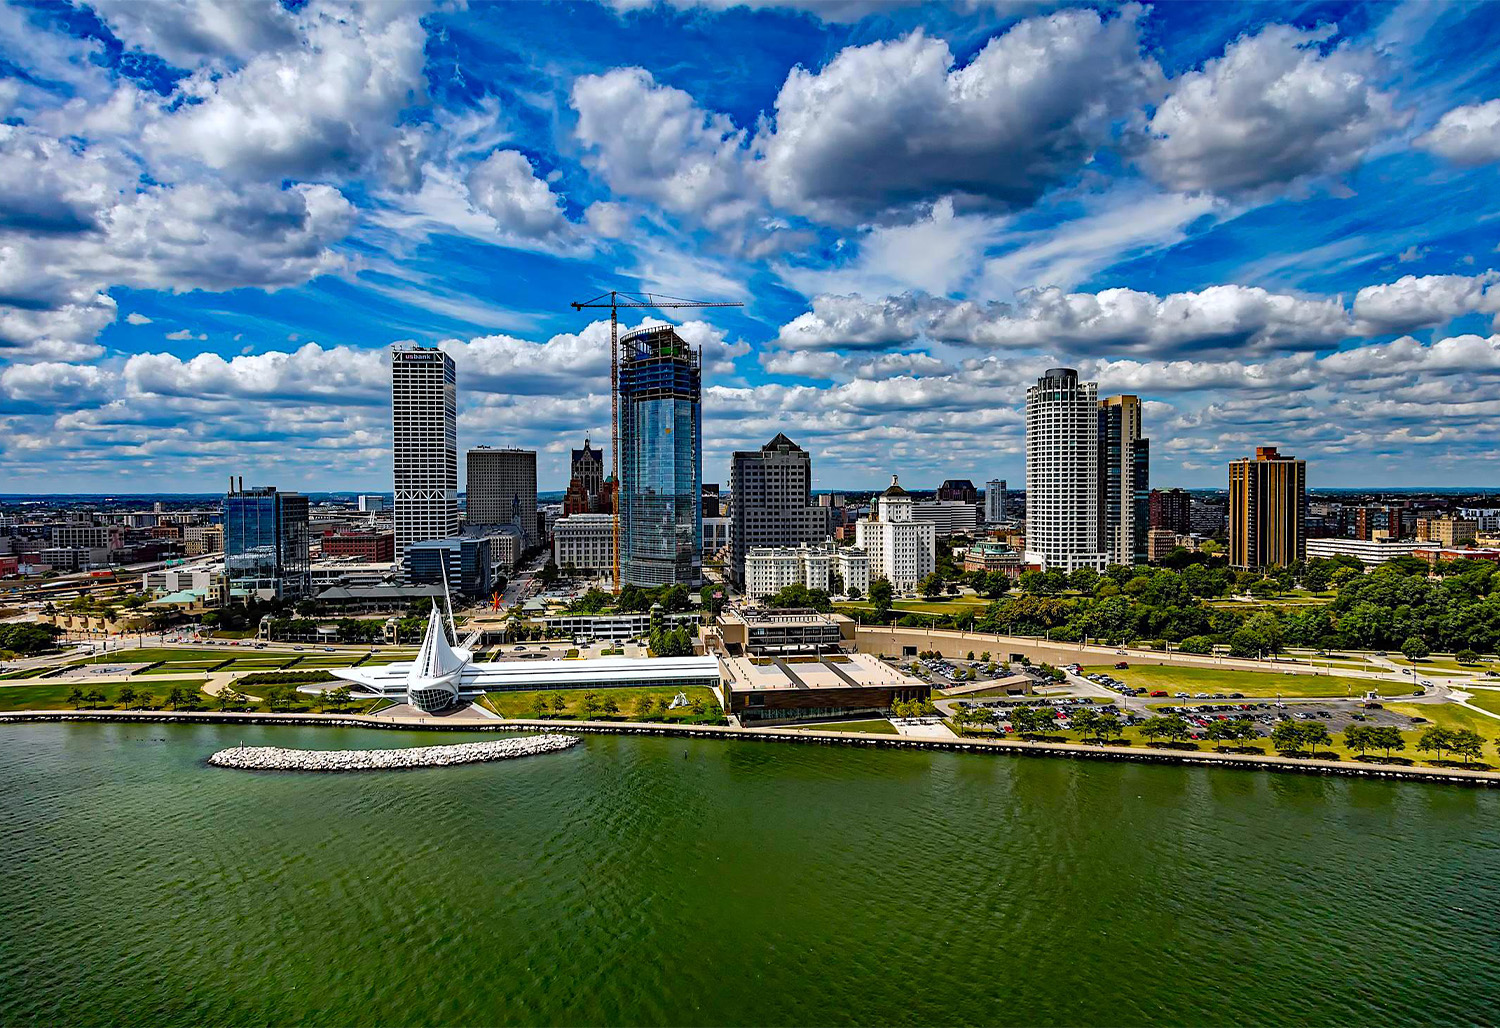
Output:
717,650,926,724
553,513,615,576
1416,516,1479,547
911,500,982,538
321,530,394,562
1305,538,1423,566
743,540,870,599
961,539,1026,576
710,608,855,656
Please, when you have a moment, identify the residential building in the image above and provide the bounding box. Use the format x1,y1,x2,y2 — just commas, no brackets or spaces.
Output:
1416,516,1479,547
1099,394,1149,566
985,479,1007,523
321,530,395,563
855,476,936,592
49,522,123,551
392,345,459,564
1148,527,1181,562
743,541,870,599
911,500,982,538
466,446,539,546
552,513,615,576
182,524,223,557
618,324,702,587
1228,446,1307,570
937,479,978,503
729,433,830,586
1025,368,1107,571
224,481,310,600
1149,488,1192,535
1305,538,1422,565
357,495,386,513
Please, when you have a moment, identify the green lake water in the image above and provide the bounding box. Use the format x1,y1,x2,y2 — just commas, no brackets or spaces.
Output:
1,722,1497,1026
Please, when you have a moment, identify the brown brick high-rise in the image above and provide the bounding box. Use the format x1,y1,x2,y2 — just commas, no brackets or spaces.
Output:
1229,446,1306,570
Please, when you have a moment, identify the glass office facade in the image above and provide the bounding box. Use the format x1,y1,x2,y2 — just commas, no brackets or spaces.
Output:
618,325,702,587
224,487,309,599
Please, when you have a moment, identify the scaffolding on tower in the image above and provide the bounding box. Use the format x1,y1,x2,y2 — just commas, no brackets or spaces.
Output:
569,291,743,593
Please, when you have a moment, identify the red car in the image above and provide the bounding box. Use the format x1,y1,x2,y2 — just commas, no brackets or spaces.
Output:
1149,690,1167,697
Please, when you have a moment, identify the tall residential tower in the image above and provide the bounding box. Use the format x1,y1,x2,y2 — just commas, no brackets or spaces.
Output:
1229,446,1307,570
1024,368,1106,571
392,346,459,564
1098,394,1149,567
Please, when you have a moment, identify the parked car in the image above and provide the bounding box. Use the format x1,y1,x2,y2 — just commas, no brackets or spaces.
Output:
1114,662,1129,669
1150,690,1167,697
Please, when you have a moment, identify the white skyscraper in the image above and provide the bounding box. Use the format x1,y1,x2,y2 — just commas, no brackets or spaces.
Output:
392,346,459,564
855,476,936,592
1025,368,1106,571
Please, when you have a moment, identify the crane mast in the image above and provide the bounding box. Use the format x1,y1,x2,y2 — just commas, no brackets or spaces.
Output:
569,290,743,593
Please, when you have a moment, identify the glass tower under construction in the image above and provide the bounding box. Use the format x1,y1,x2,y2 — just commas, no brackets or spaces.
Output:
617,324,702,587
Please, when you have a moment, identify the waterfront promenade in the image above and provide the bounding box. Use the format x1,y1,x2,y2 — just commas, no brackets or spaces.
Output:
4,707,1498,787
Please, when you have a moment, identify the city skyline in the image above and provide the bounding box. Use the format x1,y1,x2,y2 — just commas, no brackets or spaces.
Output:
3,3,1500,492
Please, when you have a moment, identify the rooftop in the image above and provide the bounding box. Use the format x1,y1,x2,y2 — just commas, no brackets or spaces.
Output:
721,651,920,693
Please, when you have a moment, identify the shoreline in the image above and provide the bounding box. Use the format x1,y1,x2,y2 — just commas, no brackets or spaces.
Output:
1,708,1495,787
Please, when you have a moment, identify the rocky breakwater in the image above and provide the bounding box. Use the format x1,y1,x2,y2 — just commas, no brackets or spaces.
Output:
209,734,579,772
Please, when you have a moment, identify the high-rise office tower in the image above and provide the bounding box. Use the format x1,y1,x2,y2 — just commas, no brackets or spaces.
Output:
1099,394,1149,566
729,433,829,587
466,446,538,545
701,483,722,519
1024,368,1105,571
1229,446,1307,569
985,479,1007,523
618,324,702,587
1149,487,1192,534
223,479,309,600
392,345,459,564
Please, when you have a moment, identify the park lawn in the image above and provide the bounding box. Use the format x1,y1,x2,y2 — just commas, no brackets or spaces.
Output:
1084,664,1374,698
808,719,899,735
137,665,209,676
100,647,239,663
482,685,723,722
1460,690,1500,717
1395,656,1496,672
0,680,209,711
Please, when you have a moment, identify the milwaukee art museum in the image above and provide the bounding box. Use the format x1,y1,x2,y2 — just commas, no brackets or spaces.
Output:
330,604,721,712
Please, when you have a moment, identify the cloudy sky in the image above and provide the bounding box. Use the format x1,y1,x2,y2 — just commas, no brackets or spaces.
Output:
2,0,1500,494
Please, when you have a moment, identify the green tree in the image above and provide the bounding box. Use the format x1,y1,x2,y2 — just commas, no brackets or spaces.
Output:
1299,721,1331,758
66,686,84,708
1139,716,1169,746
116,684,136,709
83,688,106,709
136,690,155,710
601,696,620,716
869,577,894,619
633,694,654,719
529,693,548,718
1369,725,1405,759
580,692,601,717
1401,636,1430,661
1417,725,1453,760
1457,649,1481,665
1205,719,1236,752
919,572,945,600
549,692,567,716
1450,729,1484,765
1271,719,1304,754
1343,723,1371,756
166,686,191,712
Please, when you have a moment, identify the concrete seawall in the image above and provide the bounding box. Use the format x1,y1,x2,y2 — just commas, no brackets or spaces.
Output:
209,734,578,772
2,709,1496,787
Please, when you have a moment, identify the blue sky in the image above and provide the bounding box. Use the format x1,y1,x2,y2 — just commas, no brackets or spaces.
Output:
2,0,1500,494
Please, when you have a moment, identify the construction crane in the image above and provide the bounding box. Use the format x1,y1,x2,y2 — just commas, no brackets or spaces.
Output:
570,290,744,593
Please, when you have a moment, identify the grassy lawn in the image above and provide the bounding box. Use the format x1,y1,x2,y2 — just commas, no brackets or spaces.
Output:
0,681,209,711
1455,690,1500,717
137,665,210,676
1084,664,1375,698
481,685,724,723
806,718,899,735
1394,656,1496,672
